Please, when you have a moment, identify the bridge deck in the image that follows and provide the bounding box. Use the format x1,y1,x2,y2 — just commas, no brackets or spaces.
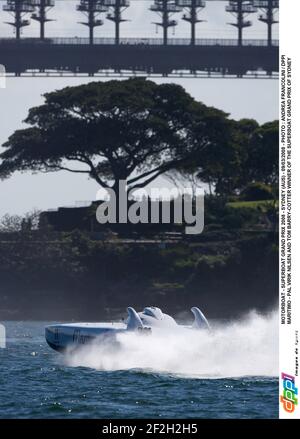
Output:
0,37,279,46
0,38,279,77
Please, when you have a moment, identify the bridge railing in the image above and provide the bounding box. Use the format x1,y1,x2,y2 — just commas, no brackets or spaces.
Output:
0,37,279,47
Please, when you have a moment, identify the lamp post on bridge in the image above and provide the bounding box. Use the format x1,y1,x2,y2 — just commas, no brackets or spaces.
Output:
3,0,35,39
150,0,182,46
30,0,55,40
77,0,108,45
176,0,206,46
226,0,257,47
104,0,130,45
253,0,279,47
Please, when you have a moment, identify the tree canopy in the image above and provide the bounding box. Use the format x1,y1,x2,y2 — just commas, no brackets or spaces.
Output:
0,78,229,194
183,118,278,196
243,120,279,186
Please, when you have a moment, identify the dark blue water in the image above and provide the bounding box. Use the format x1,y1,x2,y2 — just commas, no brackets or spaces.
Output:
0,321,278,419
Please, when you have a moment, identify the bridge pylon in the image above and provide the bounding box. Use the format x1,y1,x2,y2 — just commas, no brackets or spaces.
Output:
253,0,279,47
150,0,182,46
77,0,108,45
226,0,257,46
104,0,130,45
3,0,35,39
176,0,206,46
30,0,55,40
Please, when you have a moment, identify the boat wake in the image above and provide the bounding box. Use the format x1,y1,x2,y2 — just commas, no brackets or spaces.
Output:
63,310,278,379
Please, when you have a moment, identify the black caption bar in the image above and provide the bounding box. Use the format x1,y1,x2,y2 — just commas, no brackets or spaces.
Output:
0,419,297,437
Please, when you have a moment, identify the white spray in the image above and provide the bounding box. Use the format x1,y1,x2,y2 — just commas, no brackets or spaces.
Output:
63,310,278,379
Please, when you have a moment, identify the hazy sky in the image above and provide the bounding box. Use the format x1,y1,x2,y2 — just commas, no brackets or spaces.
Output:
0,1,279,216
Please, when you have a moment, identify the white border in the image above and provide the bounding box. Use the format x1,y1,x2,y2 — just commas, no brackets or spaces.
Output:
279,0,300,419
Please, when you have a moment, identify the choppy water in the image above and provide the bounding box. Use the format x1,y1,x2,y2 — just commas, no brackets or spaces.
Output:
0,314,279,419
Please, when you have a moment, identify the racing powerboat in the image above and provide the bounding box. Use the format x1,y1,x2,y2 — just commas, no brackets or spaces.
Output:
45,306,209,353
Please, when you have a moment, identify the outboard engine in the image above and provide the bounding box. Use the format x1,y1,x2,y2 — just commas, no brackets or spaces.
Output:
191,307,210,330
127,307,151,334
126,307,144,330
139,306,178,328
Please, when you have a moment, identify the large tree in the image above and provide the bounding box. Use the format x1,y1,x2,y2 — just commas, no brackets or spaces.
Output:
244,120,279,187
0,78,229,197
181,118,278,197
172,118,248,196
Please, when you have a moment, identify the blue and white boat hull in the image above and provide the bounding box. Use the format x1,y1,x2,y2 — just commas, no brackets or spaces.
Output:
45,306,209,353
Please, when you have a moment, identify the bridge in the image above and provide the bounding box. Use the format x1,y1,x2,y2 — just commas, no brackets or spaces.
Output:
0,1,279,78
0,36,279,77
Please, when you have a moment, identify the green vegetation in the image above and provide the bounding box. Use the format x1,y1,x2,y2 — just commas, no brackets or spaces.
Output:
0,79,279,319
227,200,276,210
0,228,277,320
